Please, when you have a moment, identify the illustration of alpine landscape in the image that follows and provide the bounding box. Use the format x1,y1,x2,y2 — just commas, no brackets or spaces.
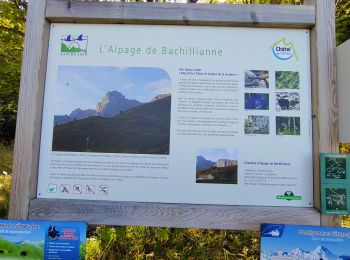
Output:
261,224,350,260
196,148,238,184
52,66,171,154
261,244,350,260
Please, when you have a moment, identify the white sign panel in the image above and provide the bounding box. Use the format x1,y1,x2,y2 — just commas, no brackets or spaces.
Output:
37,24,312,207
337,39,350,143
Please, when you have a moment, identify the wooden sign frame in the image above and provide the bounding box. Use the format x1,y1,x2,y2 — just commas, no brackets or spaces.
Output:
9,0,340,230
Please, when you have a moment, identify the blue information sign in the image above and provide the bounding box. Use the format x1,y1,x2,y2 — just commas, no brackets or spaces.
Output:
261,223,350,260
0,220,86,259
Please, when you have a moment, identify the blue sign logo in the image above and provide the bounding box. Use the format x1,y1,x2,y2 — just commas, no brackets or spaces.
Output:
261,224,285,238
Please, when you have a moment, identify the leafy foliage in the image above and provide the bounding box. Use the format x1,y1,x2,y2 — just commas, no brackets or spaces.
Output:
86,226,260,259
275,71,299,89
339,143,350,154
0,143,13,174
0,144,12,218
0,0,26,143
336,0,350,45
0,175,11,218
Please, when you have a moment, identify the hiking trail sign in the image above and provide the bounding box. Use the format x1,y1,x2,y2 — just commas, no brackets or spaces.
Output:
9,0,340,230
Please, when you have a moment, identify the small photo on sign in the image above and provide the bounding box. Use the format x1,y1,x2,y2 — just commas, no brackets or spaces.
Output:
325,157,346,180
325,188,347,211
275,71,299,89
244,93,269,110
275,92,300,111
276,116,300,136
196,148,238,184
244,70,269,88
244,116,269,135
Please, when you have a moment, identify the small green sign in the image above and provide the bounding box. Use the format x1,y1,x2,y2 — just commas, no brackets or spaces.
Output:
276,191,302,201
276,195,302,201
320,153,350,215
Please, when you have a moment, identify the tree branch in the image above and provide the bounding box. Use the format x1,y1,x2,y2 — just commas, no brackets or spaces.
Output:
0,46,21,62
0,25,25,37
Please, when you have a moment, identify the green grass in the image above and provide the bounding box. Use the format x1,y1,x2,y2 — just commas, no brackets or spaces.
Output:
196,165,238,184
52,97,171,154
85,226,260,259
0,237,43,259
0,143,13,174
0,144,12,218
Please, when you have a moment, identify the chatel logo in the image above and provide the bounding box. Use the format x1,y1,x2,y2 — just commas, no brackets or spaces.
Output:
60,34,88,56
271,37,298,61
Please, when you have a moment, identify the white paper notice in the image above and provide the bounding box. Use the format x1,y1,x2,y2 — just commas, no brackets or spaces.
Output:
37,24,313,207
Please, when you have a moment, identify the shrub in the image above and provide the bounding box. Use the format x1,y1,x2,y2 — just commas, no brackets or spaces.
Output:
85,226,260,259
0,175,11,218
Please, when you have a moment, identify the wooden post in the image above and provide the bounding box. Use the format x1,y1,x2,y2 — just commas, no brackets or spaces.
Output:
8,0,49,219
305,0,341,227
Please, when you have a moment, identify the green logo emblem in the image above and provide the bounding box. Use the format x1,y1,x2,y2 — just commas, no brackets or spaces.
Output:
61,34,88,56
276,191,302,201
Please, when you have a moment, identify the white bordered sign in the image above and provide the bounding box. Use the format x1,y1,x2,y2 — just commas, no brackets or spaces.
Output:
37,24,313,207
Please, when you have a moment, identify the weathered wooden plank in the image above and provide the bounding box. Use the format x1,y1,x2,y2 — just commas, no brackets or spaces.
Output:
305,0,341,227
8,1,49,219
46,0,315,28
29,199,320,230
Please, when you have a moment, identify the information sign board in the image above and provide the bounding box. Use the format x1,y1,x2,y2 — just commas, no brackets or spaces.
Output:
260,223,350,259
37,24,312,207
0,220,86,260
321,153,350,214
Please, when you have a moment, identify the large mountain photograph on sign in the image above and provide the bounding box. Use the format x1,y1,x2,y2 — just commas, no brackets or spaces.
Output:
52,66,171,154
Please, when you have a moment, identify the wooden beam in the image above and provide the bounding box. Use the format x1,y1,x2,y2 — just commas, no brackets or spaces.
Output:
305,0,341,227
29,199,320,230
46,0,315,28
8,1,50,219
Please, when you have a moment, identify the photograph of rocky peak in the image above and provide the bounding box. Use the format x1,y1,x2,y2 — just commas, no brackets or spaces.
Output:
54,90,142,126
52,66,171,155
196,148,238,184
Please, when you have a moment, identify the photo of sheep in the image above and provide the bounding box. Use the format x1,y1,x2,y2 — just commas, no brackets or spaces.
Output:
275,92,300,111
245,70,269,88
275,71,299,89
196,148,238,184
276,116,300,135
244,116,269,135
245,93,269,110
